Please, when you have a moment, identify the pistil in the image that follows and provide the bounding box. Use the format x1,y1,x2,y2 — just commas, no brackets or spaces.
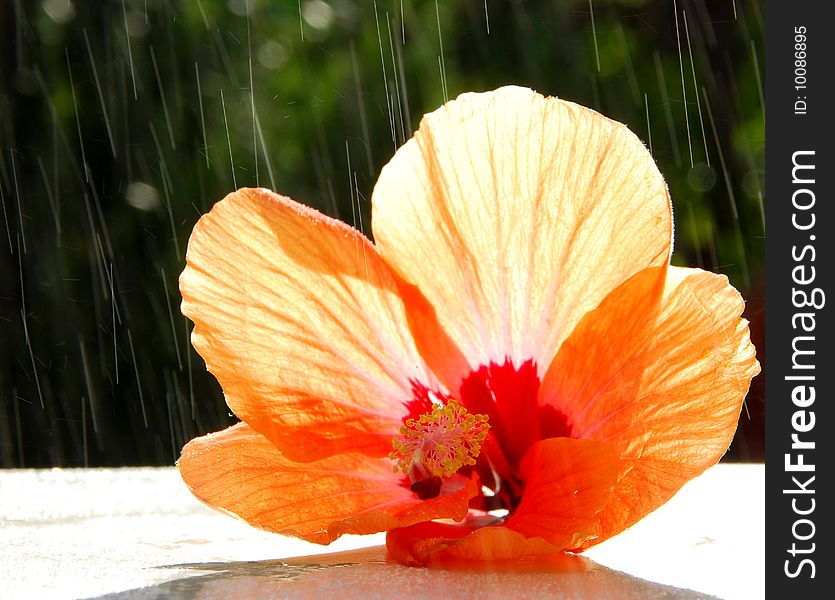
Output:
390,400,489,499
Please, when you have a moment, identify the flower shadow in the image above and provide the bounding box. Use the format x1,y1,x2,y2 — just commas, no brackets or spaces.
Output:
92,545,719,599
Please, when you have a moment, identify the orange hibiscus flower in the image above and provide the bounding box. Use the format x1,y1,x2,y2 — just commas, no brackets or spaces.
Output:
178,86,759,567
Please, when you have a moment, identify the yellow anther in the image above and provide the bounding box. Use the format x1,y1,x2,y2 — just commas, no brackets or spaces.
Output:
390,400,489,479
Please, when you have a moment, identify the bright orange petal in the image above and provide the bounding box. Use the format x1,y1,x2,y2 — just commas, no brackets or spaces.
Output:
386,437,618,566
386,521,471,567
178,423,479,545
180,188,436,461
387,522,560,567
540,266,760,546
372,86,671,386
504,437,620,549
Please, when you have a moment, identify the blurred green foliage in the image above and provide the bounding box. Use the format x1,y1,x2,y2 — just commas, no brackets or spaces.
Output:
0,0,763,467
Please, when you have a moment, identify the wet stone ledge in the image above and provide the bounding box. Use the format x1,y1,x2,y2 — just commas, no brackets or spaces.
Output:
0,464,763,599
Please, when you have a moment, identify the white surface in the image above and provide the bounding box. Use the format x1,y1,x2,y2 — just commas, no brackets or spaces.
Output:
585,464,764,600
0,464,763,599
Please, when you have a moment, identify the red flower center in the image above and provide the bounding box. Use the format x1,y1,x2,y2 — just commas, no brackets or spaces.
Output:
394,359,572,512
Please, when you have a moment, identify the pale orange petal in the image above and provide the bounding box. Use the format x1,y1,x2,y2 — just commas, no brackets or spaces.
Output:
432,527,560,563
386,522,559,567
180,188,436,461
178,423,478,545
372,86,671,386
429,544,591,573
540,265,760,546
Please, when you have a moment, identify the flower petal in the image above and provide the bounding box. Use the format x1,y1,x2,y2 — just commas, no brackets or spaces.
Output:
540,266,760,546
386,521,472,567
178,423,479,545
180,188,435,461
505,437,620,548
386,521,560,567
385,437,618,566
372,86,671,385
431,527,561,563
428,543,591,573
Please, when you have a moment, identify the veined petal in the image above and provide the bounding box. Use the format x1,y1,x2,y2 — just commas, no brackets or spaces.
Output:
180,188,434,461
541,265,760,546
372,86,671,385
505,437,620,548
386,438,618,566
178,423,478,545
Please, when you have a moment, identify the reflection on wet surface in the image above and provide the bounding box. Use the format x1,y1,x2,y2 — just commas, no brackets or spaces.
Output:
95,546,718,600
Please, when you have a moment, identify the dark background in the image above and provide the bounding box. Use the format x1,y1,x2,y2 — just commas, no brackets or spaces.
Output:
0,0,764,467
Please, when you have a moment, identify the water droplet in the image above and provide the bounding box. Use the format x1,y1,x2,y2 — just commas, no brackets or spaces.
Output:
686,163,716,193
42,0,76,24
125,182,161,211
